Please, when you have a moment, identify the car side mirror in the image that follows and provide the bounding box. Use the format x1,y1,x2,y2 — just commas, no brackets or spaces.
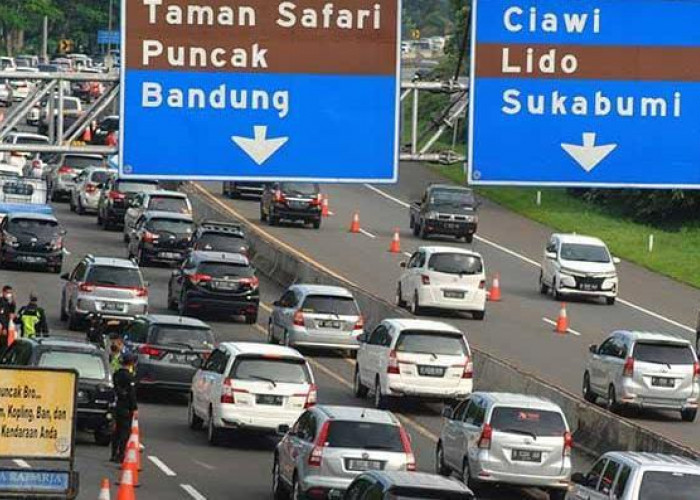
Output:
399,261,406,268
612,257,621,264
545,251,556,260
441,406,453,419
571,472,585,485
277,424,290,436
60,272,69,280
589,344,598,354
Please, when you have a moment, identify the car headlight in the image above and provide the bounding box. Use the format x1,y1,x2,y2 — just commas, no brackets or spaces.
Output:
425,211,438,220
3,232,18,247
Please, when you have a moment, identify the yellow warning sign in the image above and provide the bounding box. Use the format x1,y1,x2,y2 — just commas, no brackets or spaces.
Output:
0,368,77,459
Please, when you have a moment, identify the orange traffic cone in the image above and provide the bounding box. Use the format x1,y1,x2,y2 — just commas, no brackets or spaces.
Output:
82,125,92,142
555,303,569,334
321,195,330,217
349,212,360,233
487,273,502,302
389,228,401,253
115,468,136,500
127,414,141,471
7,320,16,347
98,477,111,500
118,445,140,488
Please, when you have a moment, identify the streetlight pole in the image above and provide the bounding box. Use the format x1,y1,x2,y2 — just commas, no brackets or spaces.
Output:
107,0,114,60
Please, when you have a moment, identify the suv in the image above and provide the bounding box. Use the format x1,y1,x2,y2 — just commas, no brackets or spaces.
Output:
342,471,474,500
126,211,194,266
123,314,216,393
397,247,486,320
583,331,699,421
260,182,322,228
222,181,265,199
0,337,115,446
60,255,149,330
168,250,260,323
97,177,159,230
0,212,64,272
69,167,114,215
191,220,249,256
48,153,106,202
354,319,473,408
436,392,572,500
273,405,416,499
539,234,620,305
268,284,364,353
123,190,192,240
570,451,700,500
38,96,83,136
189,342,316,442
410,185,479,243
1,132,49,176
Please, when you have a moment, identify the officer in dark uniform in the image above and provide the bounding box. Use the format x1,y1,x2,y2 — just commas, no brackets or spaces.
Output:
110,352,138,463
0,285,16,356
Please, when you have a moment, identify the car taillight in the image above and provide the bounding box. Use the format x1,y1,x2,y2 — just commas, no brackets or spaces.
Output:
31,159,41,168
295,384,318,409
478,423,492,449
310,194,322,206
139,345,162,358
106,132,118,146
353,315,364,331
221,378,248,404
563,431,573,457
108,190,125,201
462,357,473,379
623,357,635,377
399,426,416,471
273,190,286,203
479,280,486,289
308,421,330,467
293,310,305,327
79,283,95,292
134,287,148,297
189,273,212,285
58,166,74,174
694,361,700,382
421,274,430,285
142,231,159,243
85,182,98,193
387,349,400,374
240,276,259,289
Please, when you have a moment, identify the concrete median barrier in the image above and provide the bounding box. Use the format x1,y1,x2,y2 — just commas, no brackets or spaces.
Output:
188,183,699,460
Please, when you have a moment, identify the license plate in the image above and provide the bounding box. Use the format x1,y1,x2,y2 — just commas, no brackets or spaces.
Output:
580,283,599,291
101,302,124,312
443,290,465,299
512,449,542,462
214,281,238,291
18,256,45,264
169,353,199,364
288,201,308,209
652,377,675,388
346,459,383,472
256,394,283,406
159,252,181,259
318,320,341,329
418,365,446,377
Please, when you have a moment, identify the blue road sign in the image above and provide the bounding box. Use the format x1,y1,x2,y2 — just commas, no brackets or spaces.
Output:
469,0,700,188
97,30,120,45
120,0,400,182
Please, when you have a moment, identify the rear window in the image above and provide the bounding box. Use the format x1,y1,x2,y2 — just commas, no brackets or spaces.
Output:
301,295,359,316
639,471,700,500
280,183,319,196
8,218,59,236
148,196,189,213
428,253,483,275
195,233,245,253
16,137,49,146
489,407,566,437
89,171,112,184
86,266,143,288
197,262,253,278
392,491,470,500
395,331,467,356
146,218,193,234
230,356,310,384
38,351,106,380
634,343,695,365
115,180,158,194
63,156,103,169
325,421,403,451
152,326,215,350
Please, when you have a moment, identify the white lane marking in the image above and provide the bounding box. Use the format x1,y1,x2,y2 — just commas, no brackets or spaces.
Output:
148,456,177,477
13,459,30,468
542,317,581,336
358,228,377,239
403,252,412,257
193,460,216,471
365,184,695,333
181,484,207,500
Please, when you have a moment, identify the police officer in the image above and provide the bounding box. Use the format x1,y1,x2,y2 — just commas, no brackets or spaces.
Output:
15,293,48,338
111,352,138,463
0,285,16,355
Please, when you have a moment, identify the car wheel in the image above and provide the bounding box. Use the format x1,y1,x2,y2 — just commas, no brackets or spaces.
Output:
269,210,279,226
312,219,321,230
412,219,419,236
435,442,450,476
207,408,223,445
267,321,276,344
353,367,368,398
681,408,698,422
245,310,258,325
462,458,480,493
137,247,149,267
373,377,388,409
167,285,177,311
464,233,474,244
103,218,113,231
97,212,103,226
606,296,616,305
411,292,423,316
94,429,112,446
607,385,619,413
282,330,291,347
67,310,80,331
69,196,76,212
553,279,564,301
60,295,68,321
188,395,203,430
418,223,429,240
583,372,596,403
396,284,406,308
291,474,304,500
472,310,485,321
539,272,550,294
179,295,190,317
76,198,85,215
272,456,287,500
549,489,567,500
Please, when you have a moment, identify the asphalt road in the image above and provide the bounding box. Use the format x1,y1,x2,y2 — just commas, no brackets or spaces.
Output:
192,166,700,454
0,199,594,499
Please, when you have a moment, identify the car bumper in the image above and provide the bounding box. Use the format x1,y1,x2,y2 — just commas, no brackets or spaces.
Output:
75,298,148,317
273,204,322,221
2,248,62,267
77,408,114,431
136,363,197,392
387,379,472,398
423,220,477,236
185,292,259,313
417,287,486,311
288,329,362,351
619,383,699,410
557,275,617,298
300,475,354,496
105,207,127,223
79,194,101,211
472,459,571,489
216,406,303,433
142,247,188,263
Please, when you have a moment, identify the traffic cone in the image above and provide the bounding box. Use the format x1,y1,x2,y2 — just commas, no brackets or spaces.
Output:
487,273,502,302
127,414,141,471
321,195,330,217
115,469,136,500
118,445,140,488
7,320,16,347
82,125,92,142
98,477,111,500
555,303,569,334
389,228,401,253
349,212,361,233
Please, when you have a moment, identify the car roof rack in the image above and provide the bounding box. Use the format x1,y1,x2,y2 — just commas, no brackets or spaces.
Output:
199,220,245,235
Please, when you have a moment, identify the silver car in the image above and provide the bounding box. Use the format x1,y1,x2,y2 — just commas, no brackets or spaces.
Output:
267,285,364,353
48,153,106,202
583,330,699,421
436,392,572,500
69,167,114,214
60,255,148,330
273,405,416,499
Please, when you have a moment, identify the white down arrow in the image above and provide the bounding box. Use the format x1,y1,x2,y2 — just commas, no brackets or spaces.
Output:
232,126,288,165
561,133,617,173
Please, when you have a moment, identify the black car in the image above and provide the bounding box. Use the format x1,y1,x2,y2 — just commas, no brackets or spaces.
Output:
340,471,474,500
168,250,260,323
191,220,249,256
222,181,265,199
260,182,322,229
127,211,194,266
409,185,479,243
0,337,115,445
122,314,215,393
97,177,159,229
0,212,64,272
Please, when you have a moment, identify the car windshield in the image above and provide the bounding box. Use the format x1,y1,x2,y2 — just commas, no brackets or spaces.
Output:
48,99,78,111
63,156,103,169
147,196,189,213
86,266,143,288
89,171,112,184
280,183,319,196
395,331,467,356
392,491,470,500
431,190,475,207
152,326,215,350
326,421,403,451
559,243,610,263
146,218,193,234
38,351,106,380
634,343,695,365
489,407,566,437
230,357,310,384
16,137,49,146
428,253,483,275
301,295,359,316
639,471,700,500
197,262,253,278
195,233,245,253
8,218,58,237
115,181,158,194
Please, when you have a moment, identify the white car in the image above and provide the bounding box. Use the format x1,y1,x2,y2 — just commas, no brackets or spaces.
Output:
69,167,114,214
0,132,49,175
188,342,317,444
539,234,619,305
123,190,192,241
397,246,486,320
354,319,474,408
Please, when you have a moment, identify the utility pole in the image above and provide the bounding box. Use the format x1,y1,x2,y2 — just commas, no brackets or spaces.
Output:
107,0,114,58
42,16,48,63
